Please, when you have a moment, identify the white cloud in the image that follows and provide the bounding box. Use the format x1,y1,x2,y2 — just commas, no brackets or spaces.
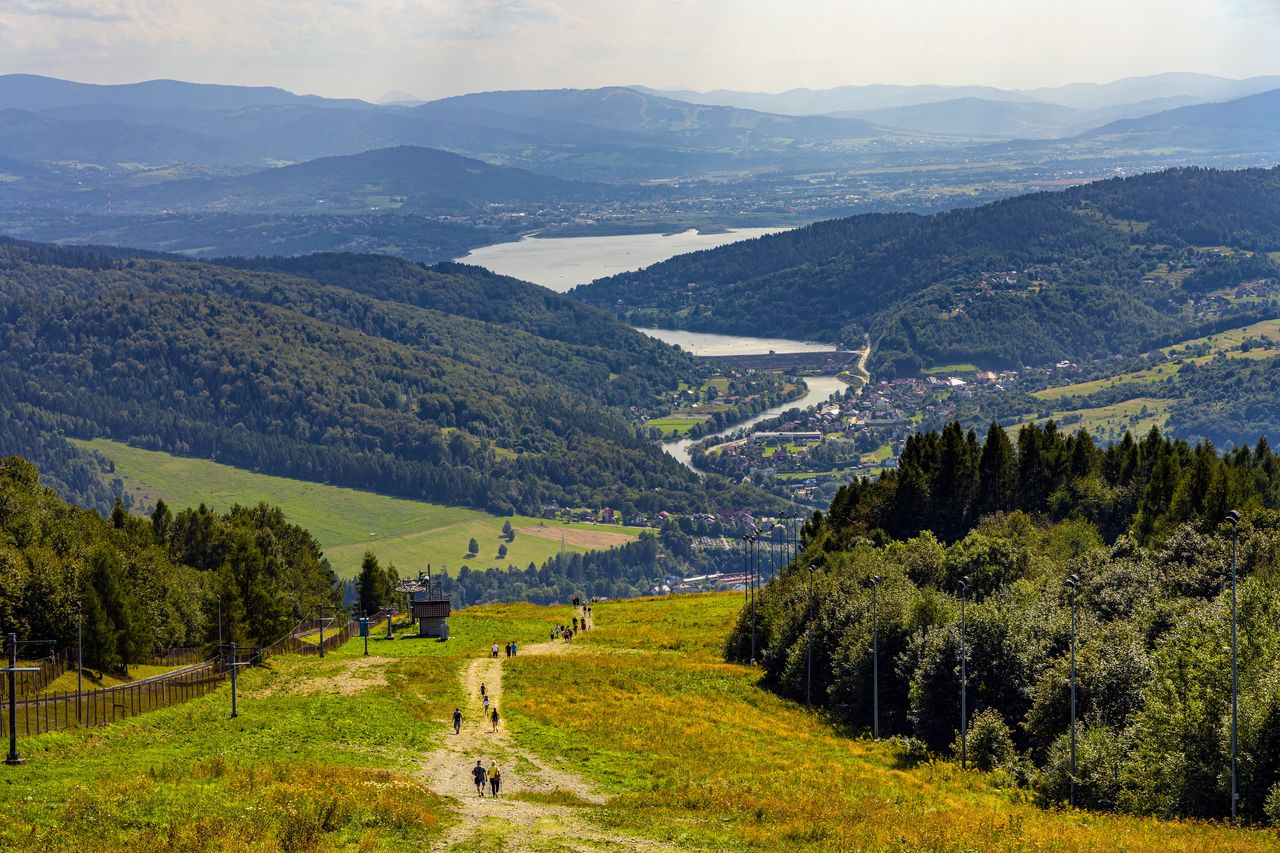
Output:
0,0,1276,100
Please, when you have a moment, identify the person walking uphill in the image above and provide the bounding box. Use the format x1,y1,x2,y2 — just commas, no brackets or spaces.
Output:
472,760,488,797
452,708,462,735
491,706,500,732
489,763,502,798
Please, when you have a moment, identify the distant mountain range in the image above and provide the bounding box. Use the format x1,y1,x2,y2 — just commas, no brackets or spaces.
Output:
643,72,1280,117
110,145,605,214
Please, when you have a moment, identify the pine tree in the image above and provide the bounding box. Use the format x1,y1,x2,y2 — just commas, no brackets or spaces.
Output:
976,422,1017,518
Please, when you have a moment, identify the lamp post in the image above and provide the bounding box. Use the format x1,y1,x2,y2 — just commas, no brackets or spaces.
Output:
362,610,369,657
1226,509,1241,825
1065,573,1081,808
958,575,970,770
76,599,83,724
217,595,223,651
807,563,816,709
870,575,881,740
751,527,763,665
4,633,39,765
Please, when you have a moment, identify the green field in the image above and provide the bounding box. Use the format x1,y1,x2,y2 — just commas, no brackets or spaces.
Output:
2,595,1270,851
922,362,980,375
644,415,707,436
1022,397,1173,439
76,439,649,579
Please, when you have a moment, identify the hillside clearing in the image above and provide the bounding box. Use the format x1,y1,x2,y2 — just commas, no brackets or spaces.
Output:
77,438,648,578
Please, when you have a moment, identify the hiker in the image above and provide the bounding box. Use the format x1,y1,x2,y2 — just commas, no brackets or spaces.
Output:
489,763,502,798
472,760,488,797
505,642,511,658
549,628,555,641
484,694,490,714
573,616,579,631
453,708,462,735
481,683,487,698
491,707,500,732
492,642,499,657
511,641,517,656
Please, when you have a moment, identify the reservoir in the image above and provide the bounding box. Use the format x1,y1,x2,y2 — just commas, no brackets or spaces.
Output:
456,227,785,292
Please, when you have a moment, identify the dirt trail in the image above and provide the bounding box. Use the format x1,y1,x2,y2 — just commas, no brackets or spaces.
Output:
419,610,671,852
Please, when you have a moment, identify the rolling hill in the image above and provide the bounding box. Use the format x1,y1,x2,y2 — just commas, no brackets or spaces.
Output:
0,237,744,519
573,166,1280,374
112,145,605,213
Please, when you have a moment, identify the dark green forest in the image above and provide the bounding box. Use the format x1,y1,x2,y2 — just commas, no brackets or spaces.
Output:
728,419,1280,822
576,167,1280,374
0,238,777,518
0,456,340,671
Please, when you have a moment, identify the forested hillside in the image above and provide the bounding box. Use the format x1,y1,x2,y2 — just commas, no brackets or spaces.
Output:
731,419,1280,822
0,238,748,518
0,456,340,669
576,167,1280,374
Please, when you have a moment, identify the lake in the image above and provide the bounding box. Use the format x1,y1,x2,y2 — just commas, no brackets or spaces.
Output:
637,328,838,356
455,227,786,292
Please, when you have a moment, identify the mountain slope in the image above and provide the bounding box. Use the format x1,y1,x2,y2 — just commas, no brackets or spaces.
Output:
1081,87,1280,150
0,238,724,516
574,167,1280,373
113,145,603,213
0,73,368,111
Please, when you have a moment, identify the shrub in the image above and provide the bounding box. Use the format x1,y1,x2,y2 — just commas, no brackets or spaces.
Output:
960,707,1017,772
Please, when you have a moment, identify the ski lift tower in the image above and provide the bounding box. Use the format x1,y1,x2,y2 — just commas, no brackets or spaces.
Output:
403,568,451,640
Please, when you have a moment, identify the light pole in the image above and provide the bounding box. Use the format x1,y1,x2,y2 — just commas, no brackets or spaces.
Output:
742,534,751,607
1065,573,1080,808
958,575,970,770
1226,509,1241,825
217,595,223,651
316,604,327,658
362,610,369,657
870,576,881,739
751,527,763,665
807,563,816,708
76,599,83,724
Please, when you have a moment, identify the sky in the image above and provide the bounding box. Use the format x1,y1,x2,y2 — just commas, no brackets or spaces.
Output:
0,0,1279,101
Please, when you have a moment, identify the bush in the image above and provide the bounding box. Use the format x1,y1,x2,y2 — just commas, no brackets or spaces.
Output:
959,707,1017,772
1039,724,1130,810
1264,781,1280,826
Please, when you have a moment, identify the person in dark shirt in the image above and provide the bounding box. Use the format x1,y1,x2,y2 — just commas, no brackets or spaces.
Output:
452,708,462,735
472,760,488,797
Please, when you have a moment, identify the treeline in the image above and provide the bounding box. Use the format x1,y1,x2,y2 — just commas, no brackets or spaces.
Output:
0,456,340,671
822,420,1280,546
0,237,761,517
433,534,662,606
577,166,1280,373
727,421,1280,822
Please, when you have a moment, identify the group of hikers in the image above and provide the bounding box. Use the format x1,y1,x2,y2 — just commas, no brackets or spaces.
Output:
452,682,500,736
455,601,597,799
551,611,590,643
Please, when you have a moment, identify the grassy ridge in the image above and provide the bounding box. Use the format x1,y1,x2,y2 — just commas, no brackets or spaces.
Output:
503,592,1271,851
78,438,647,578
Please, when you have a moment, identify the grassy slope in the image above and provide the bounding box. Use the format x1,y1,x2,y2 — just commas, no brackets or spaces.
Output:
504,592,1270,852
4,595,1270,851
78,438,647,579
1,603,575,851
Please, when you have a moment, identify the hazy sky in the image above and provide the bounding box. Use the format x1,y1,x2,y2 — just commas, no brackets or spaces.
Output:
1,0,1278,101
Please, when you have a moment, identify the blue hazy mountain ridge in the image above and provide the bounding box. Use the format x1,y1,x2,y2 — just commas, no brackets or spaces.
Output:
1079,87,1280,149
643,72,1280,116
0,73,373,112
106,146,607,213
